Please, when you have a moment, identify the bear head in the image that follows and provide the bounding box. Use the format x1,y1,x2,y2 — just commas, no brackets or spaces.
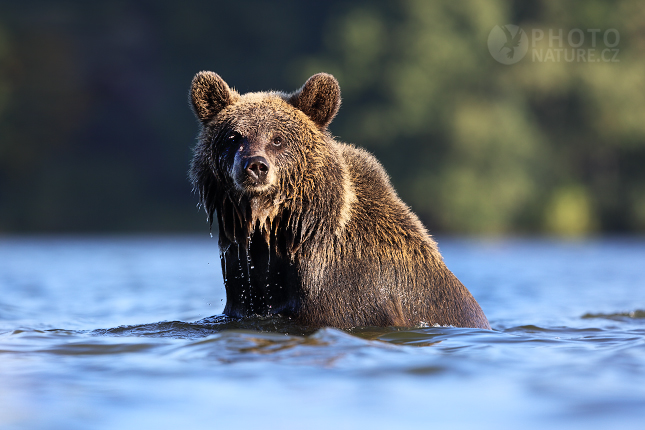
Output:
189,72,342,245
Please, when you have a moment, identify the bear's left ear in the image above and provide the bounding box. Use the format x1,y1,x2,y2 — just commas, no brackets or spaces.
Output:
190,71,238,123
288,73,341,129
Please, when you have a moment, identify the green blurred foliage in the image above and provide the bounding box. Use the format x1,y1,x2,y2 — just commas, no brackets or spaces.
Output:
0,0,644,235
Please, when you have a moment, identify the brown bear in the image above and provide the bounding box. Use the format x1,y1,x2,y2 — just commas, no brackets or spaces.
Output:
189,71,490,330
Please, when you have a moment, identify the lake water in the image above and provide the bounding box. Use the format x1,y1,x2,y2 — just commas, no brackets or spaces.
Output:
1,235,644,429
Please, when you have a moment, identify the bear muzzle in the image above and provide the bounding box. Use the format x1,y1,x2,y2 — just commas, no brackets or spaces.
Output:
244,156,269,183
232,155,274,192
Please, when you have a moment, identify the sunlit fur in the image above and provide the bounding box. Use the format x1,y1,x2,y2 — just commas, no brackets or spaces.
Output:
189,71,490,329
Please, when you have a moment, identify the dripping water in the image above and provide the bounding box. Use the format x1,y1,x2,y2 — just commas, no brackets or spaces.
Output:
246,233,254,312
266,232,272,311
221,250,228,284
236,243,245,306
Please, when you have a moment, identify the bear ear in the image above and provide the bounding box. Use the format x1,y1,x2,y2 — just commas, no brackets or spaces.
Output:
288,73,341,129
190,71,237,123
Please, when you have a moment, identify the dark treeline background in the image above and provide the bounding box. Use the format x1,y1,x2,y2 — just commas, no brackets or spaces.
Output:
1,0,644,235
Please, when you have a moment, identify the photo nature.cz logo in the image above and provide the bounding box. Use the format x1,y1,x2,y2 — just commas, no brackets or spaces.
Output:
488,24,529,64
488,25,620,65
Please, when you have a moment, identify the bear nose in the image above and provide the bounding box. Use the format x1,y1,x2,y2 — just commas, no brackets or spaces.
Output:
244,156,269,182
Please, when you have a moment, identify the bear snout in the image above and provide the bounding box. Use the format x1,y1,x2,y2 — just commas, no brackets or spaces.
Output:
232,154,275,192
244,156,269,183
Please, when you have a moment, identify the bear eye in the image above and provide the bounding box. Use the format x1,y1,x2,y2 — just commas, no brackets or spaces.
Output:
227,131,241,142
272,136,283,147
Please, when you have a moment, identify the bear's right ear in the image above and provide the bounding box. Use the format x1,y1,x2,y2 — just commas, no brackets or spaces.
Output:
288,73,341,129
190,71,237,123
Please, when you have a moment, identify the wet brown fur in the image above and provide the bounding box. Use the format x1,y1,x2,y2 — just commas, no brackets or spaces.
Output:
189,71,490,329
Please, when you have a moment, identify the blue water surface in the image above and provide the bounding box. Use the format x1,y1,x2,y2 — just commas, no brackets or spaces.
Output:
1,235,644,430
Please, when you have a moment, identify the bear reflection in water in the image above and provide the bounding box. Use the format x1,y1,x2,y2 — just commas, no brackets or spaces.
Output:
189,72,490,330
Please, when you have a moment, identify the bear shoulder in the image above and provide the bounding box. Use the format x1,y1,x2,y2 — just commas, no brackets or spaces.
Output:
333,142,438,251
